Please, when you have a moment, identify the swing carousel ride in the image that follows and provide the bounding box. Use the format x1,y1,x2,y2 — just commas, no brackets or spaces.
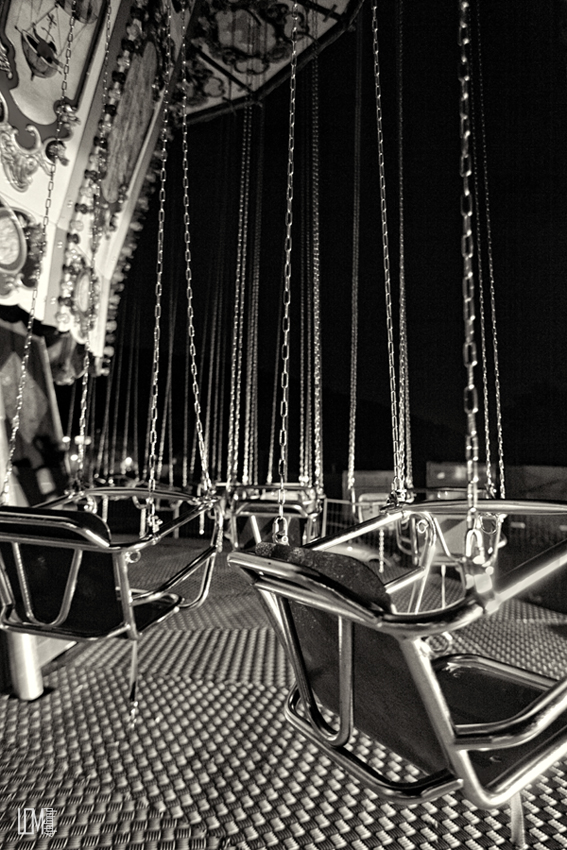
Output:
1,0,567,848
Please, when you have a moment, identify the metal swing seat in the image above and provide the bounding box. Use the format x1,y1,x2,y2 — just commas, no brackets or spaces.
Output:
60,481,214,540
0,493,221,707
226,482,322,550
228,499,567,847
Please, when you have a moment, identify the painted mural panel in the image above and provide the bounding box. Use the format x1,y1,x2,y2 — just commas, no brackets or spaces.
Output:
2,0,106,132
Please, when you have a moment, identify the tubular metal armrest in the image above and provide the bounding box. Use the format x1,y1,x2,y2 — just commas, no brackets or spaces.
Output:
233,501,317,518
308,499,567,551
43,488,221,549
123,499,220,552
0,506,112,549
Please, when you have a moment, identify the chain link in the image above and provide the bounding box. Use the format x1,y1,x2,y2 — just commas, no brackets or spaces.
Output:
459,0,480,534
0,1,78,504
147,0,173,530
274,1,300,544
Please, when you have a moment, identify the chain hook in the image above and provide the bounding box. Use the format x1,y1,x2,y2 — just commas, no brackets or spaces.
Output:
464,524,485,565
272,515,289,545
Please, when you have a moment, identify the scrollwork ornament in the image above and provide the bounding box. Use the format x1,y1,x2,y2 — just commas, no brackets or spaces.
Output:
0,43,13,79
0,272,20,297
0,93,53,192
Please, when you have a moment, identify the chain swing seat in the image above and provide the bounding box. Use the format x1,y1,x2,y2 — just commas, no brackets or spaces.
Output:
59,480,215,542
228,498,567,848
227,483,321,550
0,499,220,708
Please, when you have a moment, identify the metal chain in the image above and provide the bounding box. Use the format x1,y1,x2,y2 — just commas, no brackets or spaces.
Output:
243,109,261,486
474,0,505,497
0,1,78,504
180,28,214,494
204,126,229,484
274,1,300,544
299,113,313,488
132,303,140,476
188,287,210,485
242,21,262,488
305,218,313,487
121,316,134,473
216,330,228,482
266,271,284,485
73,0,113,491
396,0,412,495
251,116,263,486
459,0,480,536
156,290,176,482
298,124,307,487
299,171,313,487
371,0,403,501
206,279,221,481
227,105,252,489
471,111,493,496
311,50,323,496
183,319,190,488
347,13,363,497
311,23,324,500
147,0,173,530
97,352,115,478
299,203,307,484
109,314,124,481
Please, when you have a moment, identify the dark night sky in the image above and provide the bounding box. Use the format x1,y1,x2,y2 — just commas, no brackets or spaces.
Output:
126,0,567,479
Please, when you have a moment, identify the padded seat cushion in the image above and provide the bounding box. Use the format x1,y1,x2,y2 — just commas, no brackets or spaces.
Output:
255,542,392,611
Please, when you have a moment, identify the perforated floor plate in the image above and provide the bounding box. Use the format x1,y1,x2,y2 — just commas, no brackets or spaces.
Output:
1,545,567,849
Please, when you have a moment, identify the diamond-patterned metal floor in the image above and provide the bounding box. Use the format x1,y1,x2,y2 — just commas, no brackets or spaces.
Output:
1,538,567,849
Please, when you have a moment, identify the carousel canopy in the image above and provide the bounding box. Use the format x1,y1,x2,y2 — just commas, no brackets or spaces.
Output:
0,0,360,374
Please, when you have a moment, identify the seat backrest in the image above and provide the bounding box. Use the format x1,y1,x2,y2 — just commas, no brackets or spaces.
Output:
254,543,450,775
0,507,124,638
0,505,111,546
